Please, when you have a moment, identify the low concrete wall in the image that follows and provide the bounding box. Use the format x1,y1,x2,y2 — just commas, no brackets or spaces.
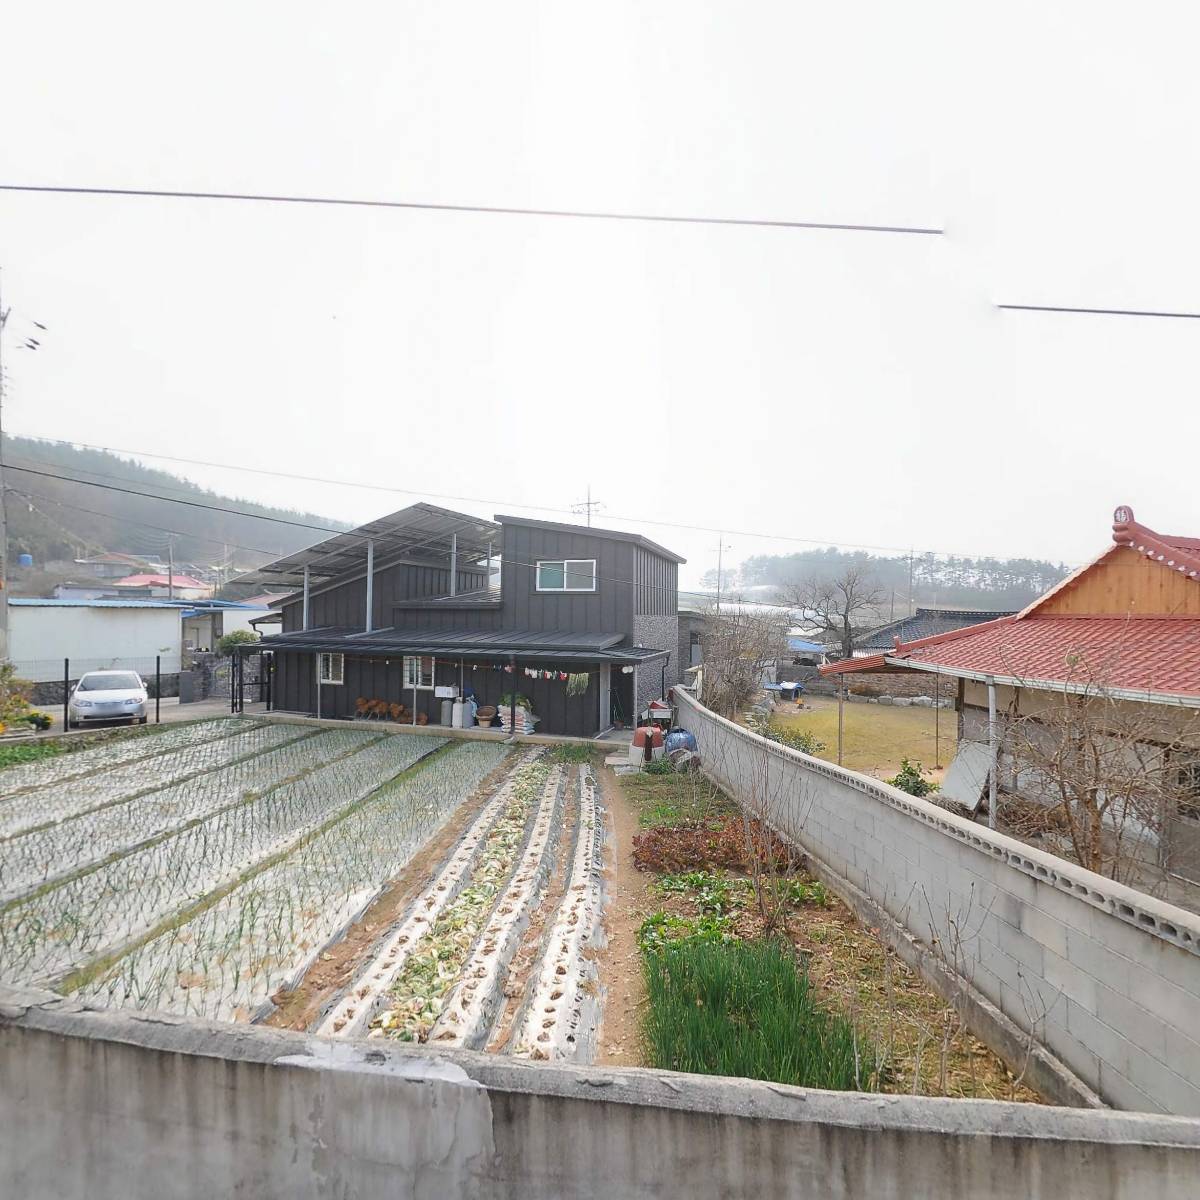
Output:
4,985,1199,1200
674,686,1200,1115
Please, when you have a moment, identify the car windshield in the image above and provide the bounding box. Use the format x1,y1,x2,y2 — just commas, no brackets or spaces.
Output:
77,673,142,691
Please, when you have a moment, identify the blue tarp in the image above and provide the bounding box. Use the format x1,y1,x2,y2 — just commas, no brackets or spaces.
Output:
787,637,826,654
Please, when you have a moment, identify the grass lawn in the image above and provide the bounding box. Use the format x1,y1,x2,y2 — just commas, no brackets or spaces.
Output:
770,695,955,780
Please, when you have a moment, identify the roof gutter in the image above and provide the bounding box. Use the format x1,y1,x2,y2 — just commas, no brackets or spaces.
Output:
885,656,1200,710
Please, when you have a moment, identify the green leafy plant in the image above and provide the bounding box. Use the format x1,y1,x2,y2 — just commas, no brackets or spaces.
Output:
887,758,939,797
217,630,259,656
640,936,870,1090
551,744,593,764
643,757,675,775
497,692,532,711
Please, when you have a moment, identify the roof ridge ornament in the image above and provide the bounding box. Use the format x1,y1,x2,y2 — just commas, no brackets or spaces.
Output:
1112,504,1136,543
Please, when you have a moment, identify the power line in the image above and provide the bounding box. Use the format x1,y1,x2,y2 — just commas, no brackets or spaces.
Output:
10,435,1016,561
5,486,293,563
996,303,1200,320
4,463,802,610
0,183,945,238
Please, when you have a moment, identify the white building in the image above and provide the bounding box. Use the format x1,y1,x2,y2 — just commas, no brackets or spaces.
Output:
8,599,184,683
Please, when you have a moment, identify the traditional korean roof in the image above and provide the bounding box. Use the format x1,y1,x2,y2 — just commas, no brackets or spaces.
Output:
852,608,1017,653
821,507,1200,704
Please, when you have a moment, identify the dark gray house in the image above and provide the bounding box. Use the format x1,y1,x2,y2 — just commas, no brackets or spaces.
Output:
236,503,684,737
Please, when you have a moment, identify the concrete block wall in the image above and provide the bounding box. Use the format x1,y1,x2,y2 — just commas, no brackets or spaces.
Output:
674,686,1200,1116
5,985,1200,1200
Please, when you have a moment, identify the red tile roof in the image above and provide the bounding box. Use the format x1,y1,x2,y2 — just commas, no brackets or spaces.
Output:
897,615,1200,698
115,573,209,590
822,506,1200,700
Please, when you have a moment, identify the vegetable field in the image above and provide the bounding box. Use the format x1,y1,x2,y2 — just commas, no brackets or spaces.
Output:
0,717,522,1023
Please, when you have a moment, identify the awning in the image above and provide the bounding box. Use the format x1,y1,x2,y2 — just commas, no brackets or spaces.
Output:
242,625,670,666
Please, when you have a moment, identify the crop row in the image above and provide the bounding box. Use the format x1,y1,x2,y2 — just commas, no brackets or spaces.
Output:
75,740,513,1022
0,721,309,839
317,748,544,1038
0,727,384,901
372,756,556,1042
511,764,605,1061
0,728,445,986
428,764,567,1048
0,717,262,801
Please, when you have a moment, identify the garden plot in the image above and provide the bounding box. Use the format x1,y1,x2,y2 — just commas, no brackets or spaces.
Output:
0,717,260,800
0,719,306,839
0,726,384,901
0,727,445,987
310,751,606,1064
78,740,513,1022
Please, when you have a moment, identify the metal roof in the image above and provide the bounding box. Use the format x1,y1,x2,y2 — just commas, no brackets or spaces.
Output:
245,625,668,664
494,514,686,564
9,598,263,611
853,607,1018,653
232,503,502,591
9,598,190,610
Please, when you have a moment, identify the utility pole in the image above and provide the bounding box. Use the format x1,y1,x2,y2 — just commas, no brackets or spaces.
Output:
167,535,175,601
571,485,604,528
714,537,732,616
0,269,9,662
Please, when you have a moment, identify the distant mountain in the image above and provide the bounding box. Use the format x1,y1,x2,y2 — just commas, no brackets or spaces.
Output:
715,546,1070,612
1,437,348,587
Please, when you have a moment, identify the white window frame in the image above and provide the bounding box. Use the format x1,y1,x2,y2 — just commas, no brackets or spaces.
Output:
535,558,597,593
317,652,344,685
403,655,435,689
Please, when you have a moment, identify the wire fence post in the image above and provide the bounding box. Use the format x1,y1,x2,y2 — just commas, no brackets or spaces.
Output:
63,658,69,732
155,655,161,724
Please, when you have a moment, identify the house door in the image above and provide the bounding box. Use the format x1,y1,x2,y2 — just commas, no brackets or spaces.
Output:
598,665,611,734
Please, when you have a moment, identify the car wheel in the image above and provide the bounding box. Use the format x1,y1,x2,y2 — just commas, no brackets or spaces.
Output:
139,716,148,725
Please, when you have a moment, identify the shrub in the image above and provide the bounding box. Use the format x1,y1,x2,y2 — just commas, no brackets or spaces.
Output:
887,758,939,797
217,630,259,656
633,813,797,874
640,936,867,1090
849,683,882,698
759,721,826,756
643,757,675,775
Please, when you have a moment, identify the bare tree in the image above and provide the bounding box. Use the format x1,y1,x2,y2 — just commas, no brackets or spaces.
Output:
1002,679,1200,885
782,565,885,662
698,607,788,719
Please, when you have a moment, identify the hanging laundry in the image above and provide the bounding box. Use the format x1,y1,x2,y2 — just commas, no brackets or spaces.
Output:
566,672,589,697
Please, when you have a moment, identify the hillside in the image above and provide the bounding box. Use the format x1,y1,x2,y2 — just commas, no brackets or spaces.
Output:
1,437,347,587
720,546,1070,612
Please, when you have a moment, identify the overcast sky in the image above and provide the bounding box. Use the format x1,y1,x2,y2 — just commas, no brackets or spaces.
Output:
2,2,1197,586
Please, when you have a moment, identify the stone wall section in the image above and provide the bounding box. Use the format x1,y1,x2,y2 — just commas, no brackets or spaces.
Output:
675,685,1200,1116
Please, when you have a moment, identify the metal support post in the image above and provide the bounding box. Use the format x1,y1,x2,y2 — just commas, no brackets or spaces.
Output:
365,540,374,632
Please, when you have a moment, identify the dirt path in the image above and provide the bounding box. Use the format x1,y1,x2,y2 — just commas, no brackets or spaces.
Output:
593,763,654,1067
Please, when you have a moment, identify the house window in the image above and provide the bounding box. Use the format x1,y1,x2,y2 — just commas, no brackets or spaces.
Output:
403,655,435,689
536,559,597,592
1177,757,1200,822
317,652,344,685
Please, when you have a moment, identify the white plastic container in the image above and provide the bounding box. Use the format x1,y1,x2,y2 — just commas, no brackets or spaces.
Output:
451,700,465,728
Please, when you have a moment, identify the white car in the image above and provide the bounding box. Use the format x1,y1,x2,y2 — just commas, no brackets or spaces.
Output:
68,670,150,728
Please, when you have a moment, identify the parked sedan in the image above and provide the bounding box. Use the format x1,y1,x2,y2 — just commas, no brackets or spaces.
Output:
68,670,149,728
